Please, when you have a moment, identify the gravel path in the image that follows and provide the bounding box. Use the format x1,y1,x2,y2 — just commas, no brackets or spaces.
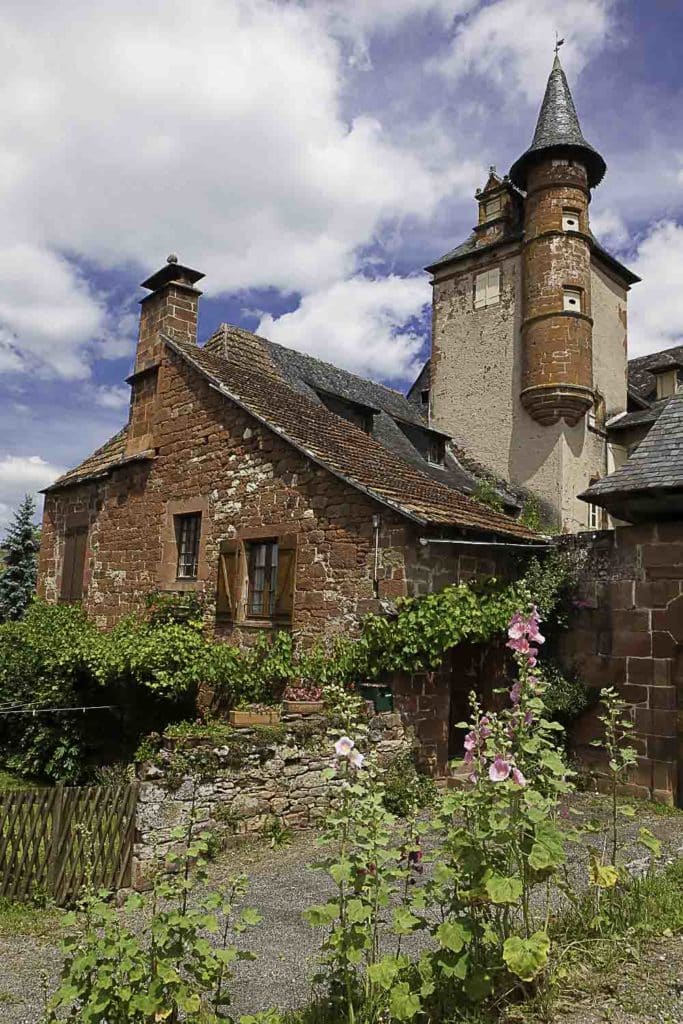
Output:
0,794,681,1023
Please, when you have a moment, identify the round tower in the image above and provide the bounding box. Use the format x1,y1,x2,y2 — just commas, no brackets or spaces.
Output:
509,55,606,426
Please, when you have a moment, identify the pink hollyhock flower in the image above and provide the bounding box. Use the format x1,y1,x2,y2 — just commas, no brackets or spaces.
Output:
524,710,534,726
463,749,474,765
507,636,531,654
528,624,545,644
489,757,511,782
468,772,478,784
348,748,365,769
507,615,526,640
479,717,492,739
464,731,478,751
511,767,527,787
334,736,355,758
510,681,522,705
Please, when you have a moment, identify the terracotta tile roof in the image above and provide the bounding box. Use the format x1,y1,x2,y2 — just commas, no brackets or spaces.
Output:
44,429,154,492
166,336,539,539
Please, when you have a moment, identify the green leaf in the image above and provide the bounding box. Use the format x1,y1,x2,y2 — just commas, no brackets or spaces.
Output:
618,804,636,818
637,827,662,858
303,902,339,927
346,898,371,924
485,875,523,905
435,920,468,953
329,860,353,885
503,931,550,981
389,982,421,1020
368,956,401,989
393,907,421,935
589,856,619,889
241,907,263,926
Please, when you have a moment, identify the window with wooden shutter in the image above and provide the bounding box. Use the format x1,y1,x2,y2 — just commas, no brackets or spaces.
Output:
216,539,242,619
474,268,500,309
59,525,88,603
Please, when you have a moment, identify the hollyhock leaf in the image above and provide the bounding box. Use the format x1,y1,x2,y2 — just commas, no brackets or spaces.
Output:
436,920,469,953
393,907,421,935
485,875,523,904
389,982,421,1021
589,856,619,889
637,828,662,858
503,931,550,981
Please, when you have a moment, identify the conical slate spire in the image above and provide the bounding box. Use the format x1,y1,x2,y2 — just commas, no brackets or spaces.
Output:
509,55,606,190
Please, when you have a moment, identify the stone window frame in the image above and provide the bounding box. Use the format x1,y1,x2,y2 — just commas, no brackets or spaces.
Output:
562,285,583,313
216,524,299,630
159,497,209,592
58,511,90,604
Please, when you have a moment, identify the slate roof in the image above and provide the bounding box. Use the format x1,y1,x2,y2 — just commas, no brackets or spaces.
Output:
581,391,683,502
45,428,148,492
607,403,666,433
166,336,537,538
509,55,606,190
628,344,683,402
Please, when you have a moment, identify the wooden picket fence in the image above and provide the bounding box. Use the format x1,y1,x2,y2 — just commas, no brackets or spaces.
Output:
0,783,138,904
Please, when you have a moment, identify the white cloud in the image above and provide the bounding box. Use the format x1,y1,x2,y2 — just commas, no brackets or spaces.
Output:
0,0,467,388
591,208,629,251
257,274,430,381
628,220,683,359
434,0,614,103
0,455,65,531
94,385,130,411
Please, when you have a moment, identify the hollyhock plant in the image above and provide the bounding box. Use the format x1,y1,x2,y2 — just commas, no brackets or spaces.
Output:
334,736,355,758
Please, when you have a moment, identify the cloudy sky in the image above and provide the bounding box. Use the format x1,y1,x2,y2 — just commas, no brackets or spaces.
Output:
0,0,681,530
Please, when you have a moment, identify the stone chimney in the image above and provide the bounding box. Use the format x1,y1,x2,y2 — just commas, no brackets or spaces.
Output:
125,255,205,458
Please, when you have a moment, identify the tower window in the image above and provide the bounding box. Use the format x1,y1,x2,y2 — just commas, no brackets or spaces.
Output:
562,208,580,232
563,287,582,313
420,389,430,407
474,268,500,309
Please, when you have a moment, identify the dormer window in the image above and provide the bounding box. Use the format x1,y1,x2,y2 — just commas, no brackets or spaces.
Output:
563,287,582,313
483,195,503,221
474,268,500,310
427,438,445,465
562,208,580,232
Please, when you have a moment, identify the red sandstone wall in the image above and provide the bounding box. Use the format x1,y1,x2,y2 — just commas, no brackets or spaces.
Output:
561,524,682,805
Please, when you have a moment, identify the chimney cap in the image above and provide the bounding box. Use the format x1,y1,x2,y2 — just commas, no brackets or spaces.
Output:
141,257,205,292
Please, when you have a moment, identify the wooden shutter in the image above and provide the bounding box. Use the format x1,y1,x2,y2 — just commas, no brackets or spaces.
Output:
474,271,487,309
486,268,500,305
274,534,297,621
216,540,242,619
60,526,87,602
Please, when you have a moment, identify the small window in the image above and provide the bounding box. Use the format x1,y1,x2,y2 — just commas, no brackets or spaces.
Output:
563,287,582,313
562,208,580,232
60,525,88,602
588,503,601,530
420,389,430,407
427,438,445,465
175,513,201,580
474,268,500,310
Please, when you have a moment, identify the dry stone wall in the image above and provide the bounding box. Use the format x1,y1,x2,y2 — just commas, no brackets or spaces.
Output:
133,710,411,889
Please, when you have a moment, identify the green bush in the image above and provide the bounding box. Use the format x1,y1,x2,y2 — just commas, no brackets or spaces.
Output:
382,752,437,818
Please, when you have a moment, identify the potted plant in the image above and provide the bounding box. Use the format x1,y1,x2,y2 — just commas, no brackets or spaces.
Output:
229,703,282,728
282,684,324,716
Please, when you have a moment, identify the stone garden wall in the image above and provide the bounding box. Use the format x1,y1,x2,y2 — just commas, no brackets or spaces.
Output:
133,710,410,889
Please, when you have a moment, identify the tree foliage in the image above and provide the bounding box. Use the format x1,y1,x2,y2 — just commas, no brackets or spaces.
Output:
0,494,39,622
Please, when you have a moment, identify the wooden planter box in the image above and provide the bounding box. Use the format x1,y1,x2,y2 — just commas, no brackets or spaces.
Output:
283,700,324,716
229,708,281,728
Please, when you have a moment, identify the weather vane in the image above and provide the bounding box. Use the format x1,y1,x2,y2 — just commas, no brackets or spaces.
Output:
554,31,565,55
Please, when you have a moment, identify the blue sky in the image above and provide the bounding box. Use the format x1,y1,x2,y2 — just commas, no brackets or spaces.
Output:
0,0,682,530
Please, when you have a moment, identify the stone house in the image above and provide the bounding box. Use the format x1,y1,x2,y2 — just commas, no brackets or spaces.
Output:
38,253,538,640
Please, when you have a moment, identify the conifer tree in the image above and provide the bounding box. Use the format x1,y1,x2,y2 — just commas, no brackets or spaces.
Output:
0,494,38,622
